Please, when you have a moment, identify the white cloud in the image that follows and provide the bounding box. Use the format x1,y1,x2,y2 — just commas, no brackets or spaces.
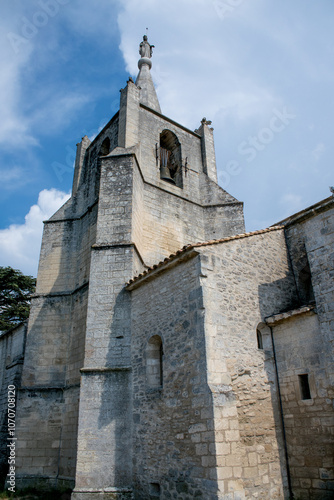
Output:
312,143,325,162
0,3,42,148
0,189,71,277
31,92,92,133
0,37,36,147
0,166,25,185
117,0,280,130
0,2,105,149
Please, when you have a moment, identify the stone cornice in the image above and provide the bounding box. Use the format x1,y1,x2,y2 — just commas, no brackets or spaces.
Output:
31,281,89,299
91,242,147,267
44,199,98,224
80,367,131,373
265,304,316,326
140,103,201,138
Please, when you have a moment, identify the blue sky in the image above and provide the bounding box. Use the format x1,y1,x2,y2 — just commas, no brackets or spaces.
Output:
0,0,333,277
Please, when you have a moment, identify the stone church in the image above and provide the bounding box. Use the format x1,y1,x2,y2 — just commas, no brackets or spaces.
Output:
0,36,333,500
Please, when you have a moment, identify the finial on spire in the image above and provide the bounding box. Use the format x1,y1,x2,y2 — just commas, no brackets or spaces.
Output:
135,34,161,113
138,34,155,70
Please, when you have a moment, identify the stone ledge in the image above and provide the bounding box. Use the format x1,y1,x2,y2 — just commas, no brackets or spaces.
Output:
80,367,132,374
72,487,133,500
44,200,98,224
91,241,146,268
19,383,80,392
140,102,201,138
265,304,316,326
31,281,89,299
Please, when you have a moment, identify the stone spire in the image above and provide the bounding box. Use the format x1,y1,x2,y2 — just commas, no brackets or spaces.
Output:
135,35,161,113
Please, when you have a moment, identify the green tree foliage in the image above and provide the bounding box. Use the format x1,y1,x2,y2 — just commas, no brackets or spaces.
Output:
0,267,36,333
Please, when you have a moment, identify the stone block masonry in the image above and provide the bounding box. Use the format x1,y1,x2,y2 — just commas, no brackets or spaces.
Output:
0,323,27,485
199,229,297,499
271,311,334,500
5,36,333,500
130,255,220,500
126,227,299,499
276,200,334,499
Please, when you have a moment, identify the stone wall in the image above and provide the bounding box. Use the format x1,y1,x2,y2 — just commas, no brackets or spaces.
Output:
137,105,244,212
73,153,139,496
199,228,299,499
284,201,334,389
13,102,120,490
72,113,119,215
129,102,245,267
278,199,334,498
130,254,219,500
270,310,334,499
0,323,26,486
122,100,246,267
127,227,300,500
137,177,244,267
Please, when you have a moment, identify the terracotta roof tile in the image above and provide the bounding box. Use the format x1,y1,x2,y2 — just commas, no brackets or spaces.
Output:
126,226,283,287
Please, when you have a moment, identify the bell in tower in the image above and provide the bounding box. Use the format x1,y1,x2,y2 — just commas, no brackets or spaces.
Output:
159,129,182,185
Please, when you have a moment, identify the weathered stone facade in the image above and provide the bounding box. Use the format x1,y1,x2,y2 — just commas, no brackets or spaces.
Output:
0,323,27,485
0,37,333,499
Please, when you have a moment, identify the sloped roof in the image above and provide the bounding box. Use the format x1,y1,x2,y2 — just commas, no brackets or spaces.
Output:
126,225,283,289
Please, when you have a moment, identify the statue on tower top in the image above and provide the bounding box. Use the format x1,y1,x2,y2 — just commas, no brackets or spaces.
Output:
139,35,154,58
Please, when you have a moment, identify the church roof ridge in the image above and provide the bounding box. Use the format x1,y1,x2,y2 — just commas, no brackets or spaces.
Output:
126,225,284,288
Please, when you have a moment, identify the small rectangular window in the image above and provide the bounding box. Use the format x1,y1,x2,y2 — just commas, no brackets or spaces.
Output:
299,374,311,400
149,482,161,497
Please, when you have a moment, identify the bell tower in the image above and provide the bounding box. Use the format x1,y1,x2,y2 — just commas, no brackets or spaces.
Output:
71,35,245,499
14,35,245,500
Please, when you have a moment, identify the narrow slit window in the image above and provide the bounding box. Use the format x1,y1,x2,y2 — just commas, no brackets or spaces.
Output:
146,336,163,388
299,374,311,400
256,329,263,350
100,137,110,156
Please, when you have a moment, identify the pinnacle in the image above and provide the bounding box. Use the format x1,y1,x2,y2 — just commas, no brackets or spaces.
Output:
135,35,161,113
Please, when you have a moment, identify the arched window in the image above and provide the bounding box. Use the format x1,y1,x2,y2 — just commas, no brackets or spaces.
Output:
146,335,163,388
100,137,110,156
256,329,263,350
256,322,270,350
298,260,314,304
159,130,182,187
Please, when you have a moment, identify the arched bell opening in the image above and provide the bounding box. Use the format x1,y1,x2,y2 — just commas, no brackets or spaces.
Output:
298,259,314,305
99,137,111,156
159,130,183,188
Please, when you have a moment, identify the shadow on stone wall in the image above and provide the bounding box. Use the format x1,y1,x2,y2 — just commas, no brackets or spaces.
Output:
11,193,95,491
121,267,220,500
0,324,26,488
97,288,133,490
258,277,299,499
